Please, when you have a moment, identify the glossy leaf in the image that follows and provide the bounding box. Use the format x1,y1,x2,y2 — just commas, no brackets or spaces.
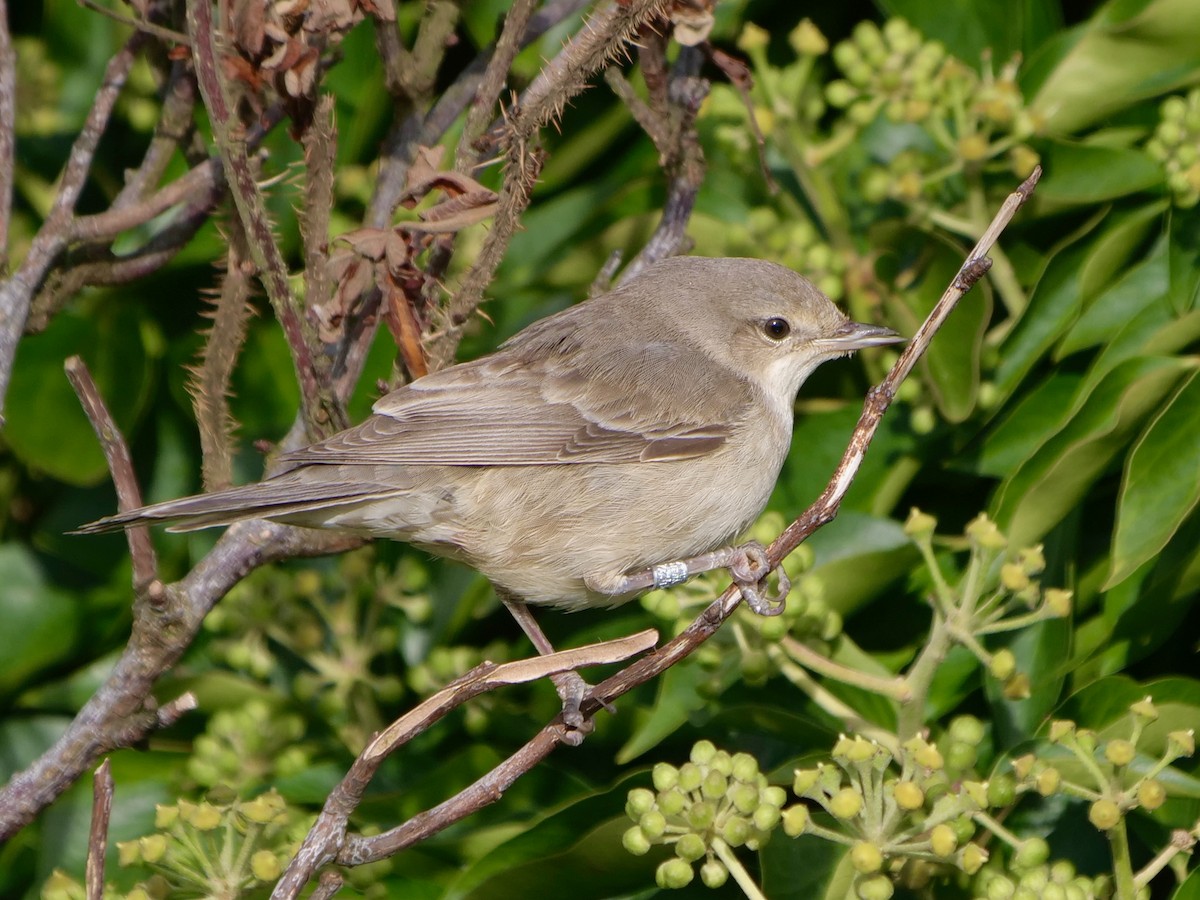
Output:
993,355,1191,546
1108,371,1200,586
1030,0,1200,135
1034,140,1163,207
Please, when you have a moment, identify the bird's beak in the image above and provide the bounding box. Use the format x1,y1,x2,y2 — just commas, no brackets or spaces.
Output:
813,320,905,353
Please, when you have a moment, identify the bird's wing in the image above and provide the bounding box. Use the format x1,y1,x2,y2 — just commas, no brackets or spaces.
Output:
282,343,754,467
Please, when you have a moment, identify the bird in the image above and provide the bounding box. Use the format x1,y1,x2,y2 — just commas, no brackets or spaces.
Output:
78,256,902,721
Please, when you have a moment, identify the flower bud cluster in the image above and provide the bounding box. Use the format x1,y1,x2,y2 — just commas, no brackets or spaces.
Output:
1145,88,1200,208
727,210,847,300
787,731,1005,898
1012,699,1194,836
187,699,311,789
825,19,1040,203
974,854,1117,900
111,790,304,897
904,510,1072,697
623,740,787,889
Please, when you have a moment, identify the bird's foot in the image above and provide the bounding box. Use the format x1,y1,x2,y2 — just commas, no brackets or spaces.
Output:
728,540,789,617
550,670,596,746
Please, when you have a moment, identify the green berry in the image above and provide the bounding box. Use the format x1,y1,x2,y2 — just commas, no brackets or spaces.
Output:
700,859,728,888
702,769,727,801
753,803,781,832
686,800,716,831
678,762,703,792
987,774,1016,807
730,783,760,814
710,750,734,776
945,740,977,773
1014,837,1049,869
675,832,706,862
855,872,895,900
1104,739,1135,767
626,788,655,819
949,715,986,746
851,841,884,873
623,826,651,855
1049,860,1075,883
640,809,667,839
731,752,759,782
1088,799,1121,831
1137,779,1166,810
656,858,694,889
653,763,679,792
761,785,787,808
658,788,686,816
830,787,864,819
721,816,752,847
783,804,810,836
930,823,957,857
690,740,717,766
893,780,924,810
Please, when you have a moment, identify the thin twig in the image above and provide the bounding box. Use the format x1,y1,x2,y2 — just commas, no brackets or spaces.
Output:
64,356,160,598
455,0,539,171
186,0,340,435
0,0,15,272
0,34,143,422
273,630,658,897
85,759,113,900
77,0,192,46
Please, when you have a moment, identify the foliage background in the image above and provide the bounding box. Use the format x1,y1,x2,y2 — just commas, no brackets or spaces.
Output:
1,0,1199,897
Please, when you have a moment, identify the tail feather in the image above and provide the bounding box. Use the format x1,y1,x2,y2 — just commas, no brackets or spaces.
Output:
73,475,399,535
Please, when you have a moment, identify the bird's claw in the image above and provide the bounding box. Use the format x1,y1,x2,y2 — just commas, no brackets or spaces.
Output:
551,671,596,746
730,541,790,617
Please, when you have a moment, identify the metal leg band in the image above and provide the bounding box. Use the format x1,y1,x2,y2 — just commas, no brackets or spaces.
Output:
652,561,689,589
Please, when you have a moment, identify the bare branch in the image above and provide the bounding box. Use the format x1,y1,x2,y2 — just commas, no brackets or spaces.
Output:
64,356,160,596
273,631,658,897
0,34,144,421
0,522,363,843
186,0,341,436
301,95,336,315
455,0,539,171
85,759,113,900
0,0,15,271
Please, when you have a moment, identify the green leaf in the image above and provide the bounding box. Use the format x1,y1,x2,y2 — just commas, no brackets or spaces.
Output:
995,212,1106,396
1108,371,1200,586
993,355,1192,546
876,0,1061,61
616,654,725,764
451,775,659,900
5,305,157,486
1035,140,1164,206
1059,235,1170,357
971,371,1083,477
761,837,851,900
1030,0,1200,135
0,546,80,701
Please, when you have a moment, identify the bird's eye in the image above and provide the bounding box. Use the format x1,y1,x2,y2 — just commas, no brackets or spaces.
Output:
762,317,791,340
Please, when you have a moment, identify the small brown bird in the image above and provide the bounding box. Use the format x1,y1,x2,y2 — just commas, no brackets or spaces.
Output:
79,257,901,714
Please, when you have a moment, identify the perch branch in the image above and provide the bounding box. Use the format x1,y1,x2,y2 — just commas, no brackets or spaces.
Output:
85,760,113,900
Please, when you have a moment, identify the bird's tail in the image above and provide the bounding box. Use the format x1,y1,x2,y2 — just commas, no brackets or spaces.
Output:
72,472,399,535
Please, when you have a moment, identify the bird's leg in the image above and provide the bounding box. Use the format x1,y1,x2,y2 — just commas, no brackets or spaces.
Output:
587,540,790,616
499,592,593,742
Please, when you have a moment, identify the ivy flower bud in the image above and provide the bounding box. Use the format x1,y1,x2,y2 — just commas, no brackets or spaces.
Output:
930,823,958,857
656,858,694,889
1104,739,1135,767
851,841,885,873
1137,779,1166,810
1088,799,1121,831
830,787,864,819
623,826,651,855
783,804,810,836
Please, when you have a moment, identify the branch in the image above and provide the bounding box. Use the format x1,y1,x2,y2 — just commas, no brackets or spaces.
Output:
85,760,113,900
186,0,341,436
0,521,362,843
273,631,659,897
0,33,144,422
188,219,255,491
0,0,15,272
64,356,160,597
